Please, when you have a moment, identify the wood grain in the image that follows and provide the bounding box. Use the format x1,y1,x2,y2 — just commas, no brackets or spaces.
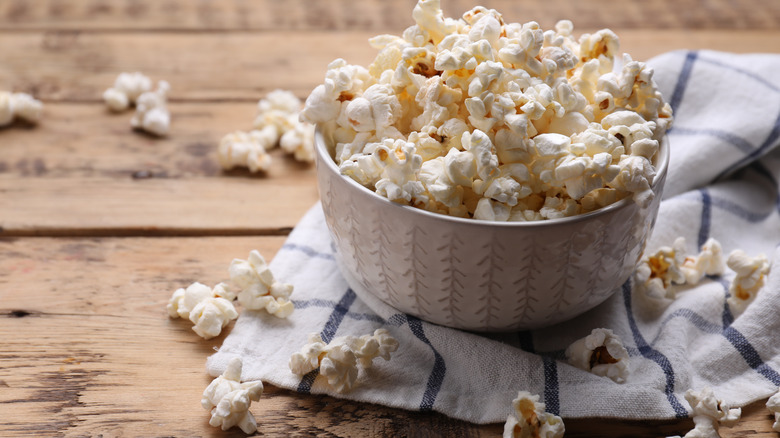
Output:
0,0,778,32
1,236,774,437
1,31,778,102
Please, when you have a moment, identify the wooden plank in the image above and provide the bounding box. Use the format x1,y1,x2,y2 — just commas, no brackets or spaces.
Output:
0,0,778,32
0,31,778,102
0,102,318,235
0,236,775,436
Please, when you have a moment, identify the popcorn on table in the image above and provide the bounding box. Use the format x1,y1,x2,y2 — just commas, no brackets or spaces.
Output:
167,282,238,339
130,80,171,136
503,391,565,438
0,91,43,126
565,328,629,383
218,130,275,173
667,387,740,438
289,329,399,392
226,250,295,318
202,357,264,434
300,0,673,221
726,250,770,316
767,388,780,432
253,89,316,163
103,72,152,112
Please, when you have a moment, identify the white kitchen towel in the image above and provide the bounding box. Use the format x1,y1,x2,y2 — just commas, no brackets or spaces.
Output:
207,50,780,423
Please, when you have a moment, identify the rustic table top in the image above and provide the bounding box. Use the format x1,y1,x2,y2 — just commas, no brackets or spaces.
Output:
2,1,779,436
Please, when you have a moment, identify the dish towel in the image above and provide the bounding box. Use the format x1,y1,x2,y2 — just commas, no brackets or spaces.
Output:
207,50,780,423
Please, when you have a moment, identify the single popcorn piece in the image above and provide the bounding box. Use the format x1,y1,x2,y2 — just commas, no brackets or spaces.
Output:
167,282,238,339
667,387,741,438
301,0,673,221
503,391,565,438
634,237,688,302
218,130,274,172
130,80,171,136
0,91,44,126
202,357,264,434
726,250,770,316
766,388,780,432
680,238,725,285
103,72,153,111
228,250,294,318
565,328,629,383
289,329,399,392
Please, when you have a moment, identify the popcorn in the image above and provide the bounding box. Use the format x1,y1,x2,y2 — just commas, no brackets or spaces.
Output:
0,91,44,126
289,329,399,392
103,72,152,112
167,282,238,339
503,391,565,438
634,237,688,302
726,250,770,316
218,129,274,173
565,328,629,383
228,250,294,318
767,388,780,432
680,238,725,285
302,0,672,221
202,357,264,434
667,387,741,438
130,80,171,136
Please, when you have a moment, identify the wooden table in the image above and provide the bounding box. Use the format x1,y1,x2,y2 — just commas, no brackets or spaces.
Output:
1,1,779,436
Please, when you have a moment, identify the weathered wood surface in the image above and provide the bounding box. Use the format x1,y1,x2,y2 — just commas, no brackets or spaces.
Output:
0,237,775,437
1,31,778,102
0,103,317,236
0,0,778,31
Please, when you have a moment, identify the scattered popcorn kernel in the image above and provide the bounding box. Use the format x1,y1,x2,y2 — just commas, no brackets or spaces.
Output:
766,388,780,432
247,89,316,163
289,329,399,392
130,80,171,136
167,282,238,339
565,328,629,383
503,390,565,438
680,238,725,285
229,250,295,318
726,250,770,316
189,296,240,340
202,357,264,434
634,237,687,302
667,387,741,438
302,0,673,220
103,72,152,111
0,91,44,126
218,130,274,173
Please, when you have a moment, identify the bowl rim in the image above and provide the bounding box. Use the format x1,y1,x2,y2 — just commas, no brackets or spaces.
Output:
315,123,670,228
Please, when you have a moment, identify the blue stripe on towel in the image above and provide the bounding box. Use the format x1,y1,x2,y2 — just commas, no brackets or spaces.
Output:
293,298,386,323
281,242,335,260
669,127,755,154
669,51,698,114
698,55,780,94
722,326,780,386
296,288,358,394
542,356,560,415
406,315,447,411
716,109,780,180
698,189,712,248
623,281,688,418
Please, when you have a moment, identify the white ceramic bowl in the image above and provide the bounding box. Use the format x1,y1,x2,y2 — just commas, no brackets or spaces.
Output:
315,125,669,331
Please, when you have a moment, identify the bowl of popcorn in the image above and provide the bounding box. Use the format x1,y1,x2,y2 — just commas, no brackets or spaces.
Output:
303,0,672,331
